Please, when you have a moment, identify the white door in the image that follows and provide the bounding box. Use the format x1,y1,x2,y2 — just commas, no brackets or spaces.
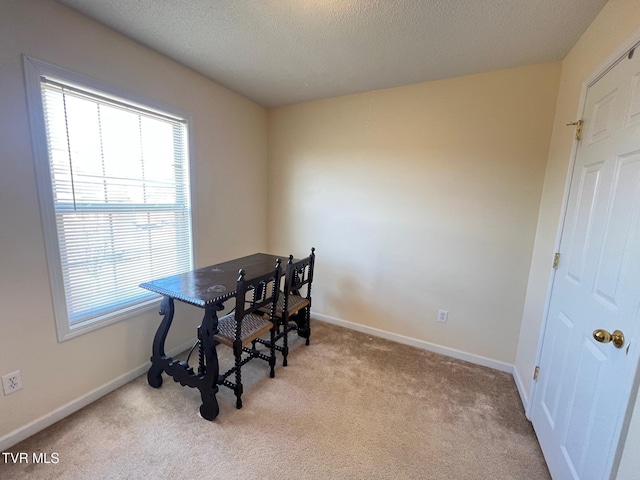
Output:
530,45,640,480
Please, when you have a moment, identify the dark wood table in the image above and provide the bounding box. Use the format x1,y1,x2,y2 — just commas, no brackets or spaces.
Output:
140,253,285,420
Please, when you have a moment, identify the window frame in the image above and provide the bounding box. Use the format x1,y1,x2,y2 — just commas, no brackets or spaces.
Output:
23,56,198,342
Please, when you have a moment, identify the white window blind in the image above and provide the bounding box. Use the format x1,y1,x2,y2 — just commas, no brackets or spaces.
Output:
40,77,193,328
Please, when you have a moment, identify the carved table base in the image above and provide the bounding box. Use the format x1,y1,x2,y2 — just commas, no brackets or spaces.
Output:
148,296,221,421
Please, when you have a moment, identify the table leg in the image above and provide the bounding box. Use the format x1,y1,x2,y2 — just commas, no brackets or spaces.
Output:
197,307,220,420
292,310,308,339
147,296,173,388
147,297,220,421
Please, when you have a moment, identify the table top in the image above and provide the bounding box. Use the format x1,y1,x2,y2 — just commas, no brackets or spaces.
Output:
139,253,286,308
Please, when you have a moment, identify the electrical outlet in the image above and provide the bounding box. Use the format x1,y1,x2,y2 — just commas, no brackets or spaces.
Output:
2,371,23,395
438,309,448,323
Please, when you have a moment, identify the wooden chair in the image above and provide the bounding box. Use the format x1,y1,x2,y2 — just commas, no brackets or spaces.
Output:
214,260,281,409
275,248,315,366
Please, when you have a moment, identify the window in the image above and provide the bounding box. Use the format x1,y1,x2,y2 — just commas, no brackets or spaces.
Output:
24,57,195,341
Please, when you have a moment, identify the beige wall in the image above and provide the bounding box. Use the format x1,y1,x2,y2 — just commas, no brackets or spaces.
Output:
3,0,637,472
511,0,640,477
0,0,267,441
267,63,561,365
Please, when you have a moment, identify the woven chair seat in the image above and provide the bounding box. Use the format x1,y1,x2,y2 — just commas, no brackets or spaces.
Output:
214,312,274,348
260,294,310,317
275,294,310,315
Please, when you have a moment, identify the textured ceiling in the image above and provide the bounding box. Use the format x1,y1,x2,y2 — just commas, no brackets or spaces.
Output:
54,0,608,107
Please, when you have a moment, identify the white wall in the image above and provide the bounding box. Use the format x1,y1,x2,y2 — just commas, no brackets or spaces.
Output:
267,63,561,366
0,0,267,444
511,0,640,476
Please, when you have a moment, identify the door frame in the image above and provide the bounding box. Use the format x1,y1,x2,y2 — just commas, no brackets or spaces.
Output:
527,26,640,478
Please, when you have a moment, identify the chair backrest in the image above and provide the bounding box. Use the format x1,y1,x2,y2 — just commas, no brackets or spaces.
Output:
283,247,315,301
234,259,282,325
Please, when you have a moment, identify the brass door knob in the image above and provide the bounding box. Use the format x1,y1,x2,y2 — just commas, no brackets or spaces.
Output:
593,329,625,348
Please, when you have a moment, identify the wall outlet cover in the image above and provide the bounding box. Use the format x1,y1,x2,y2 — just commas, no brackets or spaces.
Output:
2,371,23,395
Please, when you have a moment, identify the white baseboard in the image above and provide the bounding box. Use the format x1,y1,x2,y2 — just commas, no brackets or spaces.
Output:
0,338,196,452
312,312,514,374
512,366,531,419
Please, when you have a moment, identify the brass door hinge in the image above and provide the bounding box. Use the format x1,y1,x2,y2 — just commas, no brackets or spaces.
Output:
533,366,540,381
553,253,560,270
566,120,583,141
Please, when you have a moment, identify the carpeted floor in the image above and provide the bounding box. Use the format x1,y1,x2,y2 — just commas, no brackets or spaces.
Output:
0,320,550,479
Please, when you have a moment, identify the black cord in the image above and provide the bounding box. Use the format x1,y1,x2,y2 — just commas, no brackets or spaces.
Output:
185,339,199,364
